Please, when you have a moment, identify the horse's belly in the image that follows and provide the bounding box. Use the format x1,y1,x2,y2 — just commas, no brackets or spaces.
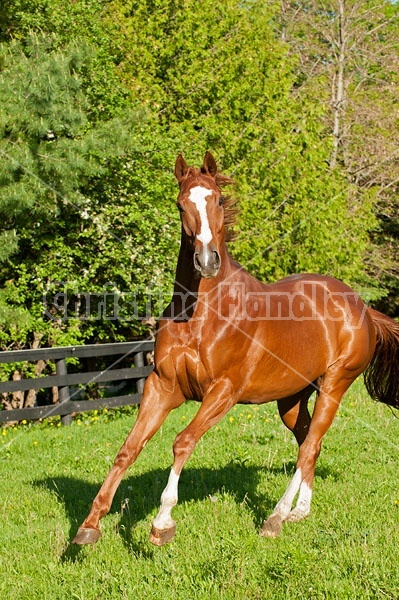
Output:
240,371,318,403
237,343,327,403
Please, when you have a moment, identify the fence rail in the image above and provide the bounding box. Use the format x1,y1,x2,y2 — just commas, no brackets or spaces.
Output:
0,340,155,425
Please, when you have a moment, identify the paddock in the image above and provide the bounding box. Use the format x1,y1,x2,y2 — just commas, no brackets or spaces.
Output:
1,379,398,599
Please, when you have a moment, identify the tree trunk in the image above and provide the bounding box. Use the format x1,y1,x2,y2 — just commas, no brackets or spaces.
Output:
330,0,346,169
24,332,45,408
52,386,59,404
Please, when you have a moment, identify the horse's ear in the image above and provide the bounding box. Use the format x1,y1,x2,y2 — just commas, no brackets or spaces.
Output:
202,151,217,178
175,154,189,182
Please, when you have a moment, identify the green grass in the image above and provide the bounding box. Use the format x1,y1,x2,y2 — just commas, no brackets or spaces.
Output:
1,379,399,599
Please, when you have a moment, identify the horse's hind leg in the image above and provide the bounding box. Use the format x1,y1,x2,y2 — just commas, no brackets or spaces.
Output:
72,372,184,545
258,388,312,537
277,386,314,446
261,370,356,538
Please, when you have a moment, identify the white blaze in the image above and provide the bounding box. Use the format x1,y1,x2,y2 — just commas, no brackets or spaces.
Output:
189,186,213,245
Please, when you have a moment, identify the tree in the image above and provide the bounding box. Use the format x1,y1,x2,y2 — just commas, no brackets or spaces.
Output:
275,0,399,313
0,32,152,350
113,0,379,295
0,0,393,363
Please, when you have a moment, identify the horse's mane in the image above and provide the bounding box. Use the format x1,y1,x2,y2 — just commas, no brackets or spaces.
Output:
215,172,238,242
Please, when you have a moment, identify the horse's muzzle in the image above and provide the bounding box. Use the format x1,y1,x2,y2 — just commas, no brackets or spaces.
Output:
194,246,221,278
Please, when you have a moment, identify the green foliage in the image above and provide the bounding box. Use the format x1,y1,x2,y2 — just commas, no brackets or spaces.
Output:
0,31,152,348
114,0,380,296
235,143,379,298
0,0,127,120
0,0,396,351
272,0,399,309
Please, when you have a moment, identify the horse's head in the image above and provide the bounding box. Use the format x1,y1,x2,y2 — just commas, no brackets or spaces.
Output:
174,152,225,279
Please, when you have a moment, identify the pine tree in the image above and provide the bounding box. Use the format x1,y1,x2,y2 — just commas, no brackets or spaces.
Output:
0,33,146,348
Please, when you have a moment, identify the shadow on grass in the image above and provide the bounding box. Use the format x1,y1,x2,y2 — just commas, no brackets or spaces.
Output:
34,460,335,559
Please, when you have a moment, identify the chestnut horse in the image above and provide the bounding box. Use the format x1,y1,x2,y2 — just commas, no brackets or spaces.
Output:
73,152,399,546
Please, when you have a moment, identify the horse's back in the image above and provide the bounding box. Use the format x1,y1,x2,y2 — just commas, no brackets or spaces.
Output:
217,271,376,402
241,273,375,399
154,271,376,403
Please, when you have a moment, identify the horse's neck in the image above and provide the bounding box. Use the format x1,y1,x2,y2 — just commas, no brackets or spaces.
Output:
161,235,198,321
173,235,199,295
167,234,233,320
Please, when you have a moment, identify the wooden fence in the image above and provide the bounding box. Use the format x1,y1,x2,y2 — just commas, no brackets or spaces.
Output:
0,340,154,425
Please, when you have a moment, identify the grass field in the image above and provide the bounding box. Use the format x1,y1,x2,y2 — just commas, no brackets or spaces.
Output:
1,379,399,599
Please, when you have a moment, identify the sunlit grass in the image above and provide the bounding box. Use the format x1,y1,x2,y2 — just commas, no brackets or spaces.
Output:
1,379,399,599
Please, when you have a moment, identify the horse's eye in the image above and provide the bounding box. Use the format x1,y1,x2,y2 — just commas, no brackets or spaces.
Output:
219,196,224,207
177,204,184,213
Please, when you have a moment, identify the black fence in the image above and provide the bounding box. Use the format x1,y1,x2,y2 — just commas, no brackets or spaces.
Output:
0,341,155,425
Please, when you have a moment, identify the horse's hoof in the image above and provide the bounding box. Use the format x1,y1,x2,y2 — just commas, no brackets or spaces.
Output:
285,508,310,523
72,527,102,545
259,513,282,538
149,524,176,546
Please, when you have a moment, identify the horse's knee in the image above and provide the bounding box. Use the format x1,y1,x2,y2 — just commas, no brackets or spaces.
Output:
113,447,137,471
173,430,196,460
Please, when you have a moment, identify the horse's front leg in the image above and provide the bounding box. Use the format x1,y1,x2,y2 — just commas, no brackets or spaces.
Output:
72,372,184,545
149,377,237,546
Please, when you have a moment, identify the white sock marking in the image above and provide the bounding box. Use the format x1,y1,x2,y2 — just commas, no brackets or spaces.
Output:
153,468,180,530
289,480,312,520
274,468,303,519
189,186,213,245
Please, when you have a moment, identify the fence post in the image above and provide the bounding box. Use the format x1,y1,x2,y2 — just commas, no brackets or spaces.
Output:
56,358,72,426
133,351,145,397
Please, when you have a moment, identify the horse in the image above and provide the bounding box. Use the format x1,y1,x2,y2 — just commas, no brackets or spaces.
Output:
73,152,399,546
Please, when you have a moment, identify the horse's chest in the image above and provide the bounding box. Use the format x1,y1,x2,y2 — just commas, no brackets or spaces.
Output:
172,343,212,400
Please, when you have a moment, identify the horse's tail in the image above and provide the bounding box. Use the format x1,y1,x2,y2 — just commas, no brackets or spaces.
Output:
364,308,399,409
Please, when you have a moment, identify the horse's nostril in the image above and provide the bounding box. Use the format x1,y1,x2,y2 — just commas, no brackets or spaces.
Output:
193,252,201,271
213,251,221,268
